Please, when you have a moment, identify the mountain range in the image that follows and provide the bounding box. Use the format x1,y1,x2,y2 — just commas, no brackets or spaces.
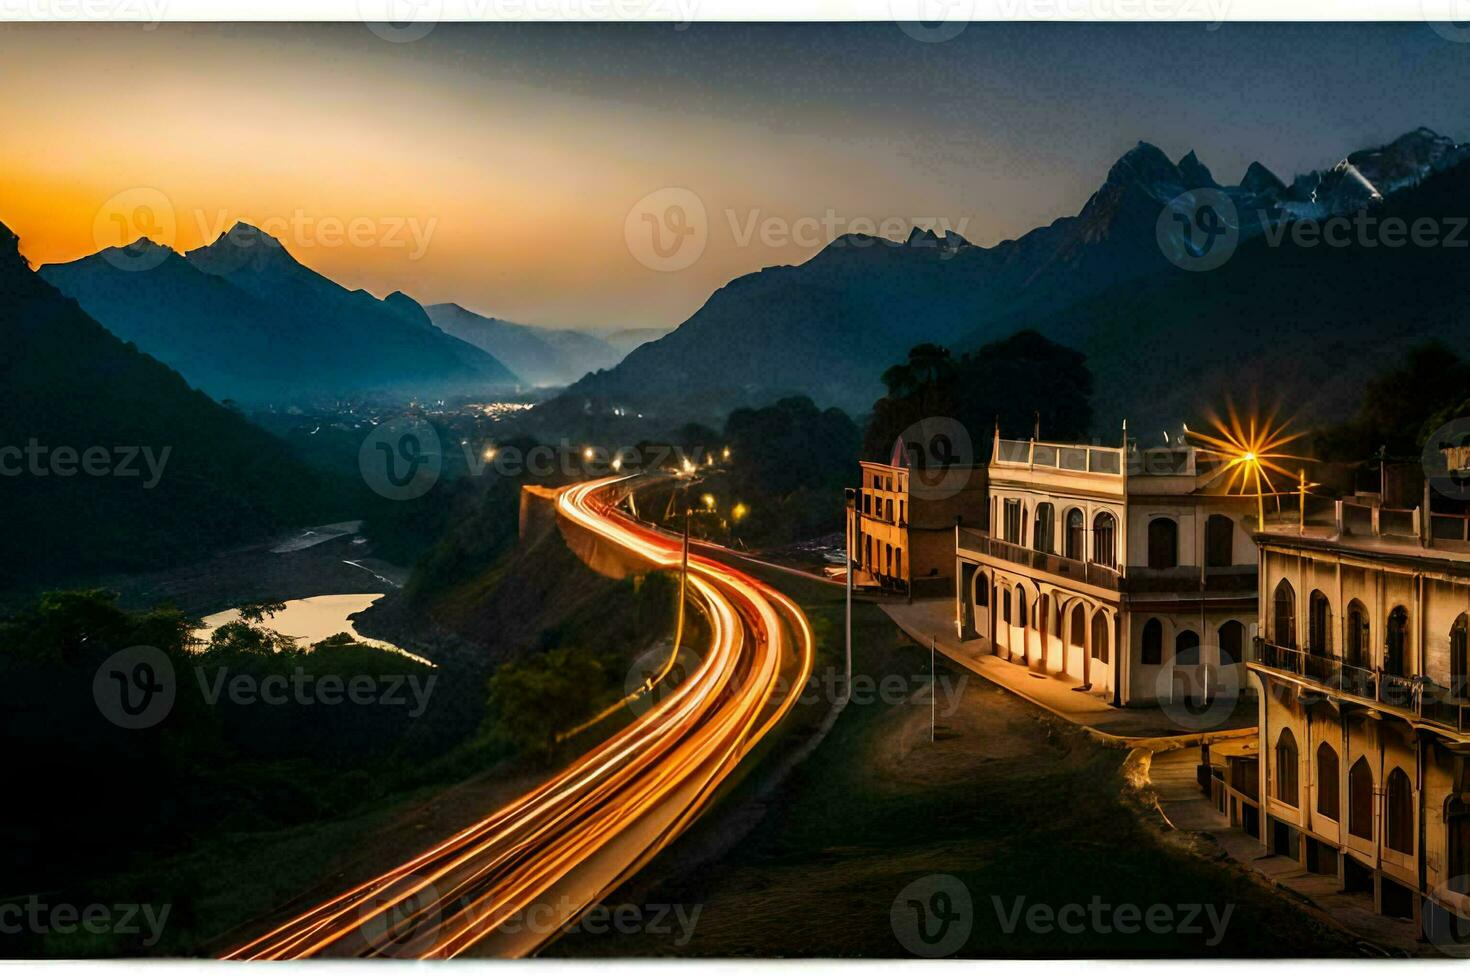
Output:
424,303,624,388
544,127,1470,432
40,223,520,404
0,220,341,591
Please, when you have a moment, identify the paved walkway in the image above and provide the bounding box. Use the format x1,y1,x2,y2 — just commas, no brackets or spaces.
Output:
882,598,1254,744
1148,746,1425,954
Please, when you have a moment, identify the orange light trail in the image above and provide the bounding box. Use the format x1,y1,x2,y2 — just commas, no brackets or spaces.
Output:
222,474,814,959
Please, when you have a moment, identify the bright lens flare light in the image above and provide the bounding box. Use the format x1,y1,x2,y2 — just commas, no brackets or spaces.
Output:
1188,404,1312,519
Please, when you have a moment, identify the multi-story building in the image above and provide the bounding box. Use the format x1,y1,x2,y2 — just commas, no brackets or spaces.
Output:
1248,492,1470,934
847,457,986,597
953,431,1259,706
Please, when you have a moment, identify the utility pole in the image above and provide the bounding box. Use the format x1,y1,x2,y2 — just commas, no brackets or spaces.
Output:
930,635,937,743
845,492,854,706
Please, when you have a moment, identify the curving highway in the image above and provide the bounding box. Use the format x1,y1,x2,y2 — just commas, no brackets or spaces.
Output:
223,474,814,959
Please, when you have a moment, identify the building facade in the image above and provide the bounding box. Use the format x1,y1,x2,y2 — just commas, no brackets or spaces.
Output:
1248,495,1470,934
848,459,986,596
953,433,1259,706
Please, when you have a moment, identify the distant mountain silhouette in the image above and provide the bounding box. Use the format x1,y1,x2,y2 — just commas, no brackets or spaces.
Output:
0,221,342,591
425,303,619,388
545,128,1469,426
40,222,519,404
987,153,1470,433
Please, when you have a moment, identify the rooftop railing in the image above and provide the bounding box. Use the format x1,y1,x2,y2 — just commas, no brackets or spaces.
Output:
957,527,1121,591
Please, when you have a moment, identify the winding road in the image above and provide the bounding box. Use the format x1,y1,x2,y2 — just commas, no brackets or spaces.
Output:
223,474,815,959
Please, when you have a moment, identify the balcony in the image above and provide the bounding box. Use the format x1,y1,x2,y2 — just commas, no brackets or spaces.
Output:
957,527,1121,591
1249,638,1470,734
1123,565,1257,594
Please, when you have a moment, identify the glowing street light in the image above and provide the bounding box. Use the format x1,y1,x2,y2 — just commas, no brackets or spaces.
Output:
1189,402,1311,530
701,493,716,511
731,502,749,522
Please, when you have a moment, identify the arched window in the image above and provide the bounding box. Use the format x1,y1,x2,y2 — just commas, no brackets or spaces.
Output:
1308,590,1333,657
1176,629,1201,666
1205,514,1234,567
1051,599,1064,637
1316,743,1340,819
1273,580,1296,649
1385,606,1409,677
972,572,988,608
1015,585,1028,628
1070,605,1085,646
1033,503,1055,555
1218,620,1244,665
1386,768,1413,854
1092,610,1110,664
1273,729,1299,806
1349,757,1374,839
1147,517,1178,569
1064,508,1085,560
1002,587,1012,624
1346,601,1370,667
1141,618,1163,665
1093,512,1117,568
1452,614,1469,698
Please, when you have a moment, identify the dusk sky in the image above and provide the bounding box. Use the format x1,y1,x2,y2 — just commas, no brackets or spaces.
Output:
3,21,1467,330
